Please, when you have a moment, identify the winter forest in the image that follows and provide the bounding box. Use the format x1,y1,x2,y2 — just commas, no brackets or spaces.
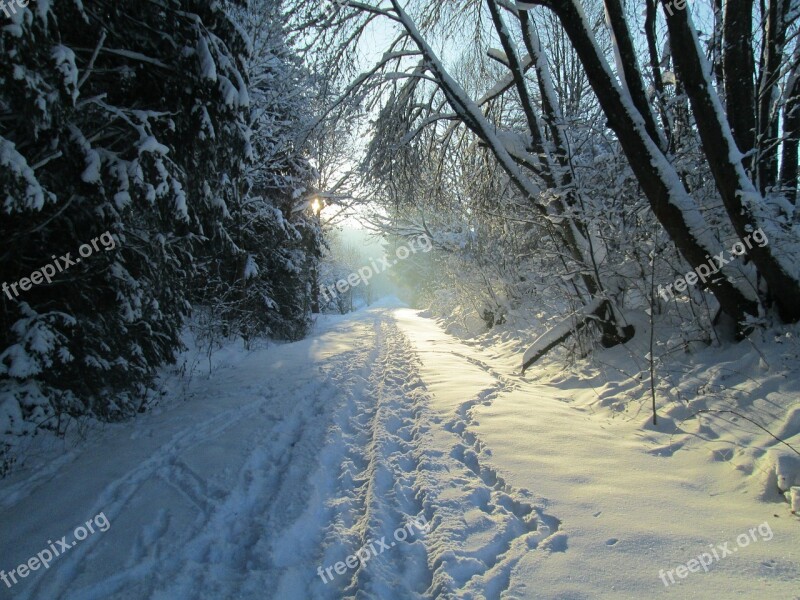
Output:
1,0,799,598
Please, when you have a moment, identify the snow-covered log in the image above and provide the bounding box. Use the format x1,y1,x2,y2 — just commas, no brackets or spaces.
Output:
521,297,607,374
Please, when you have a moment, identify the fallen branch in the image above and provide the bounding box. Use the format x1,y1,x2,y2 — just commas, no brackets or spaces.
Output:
521,297,605,374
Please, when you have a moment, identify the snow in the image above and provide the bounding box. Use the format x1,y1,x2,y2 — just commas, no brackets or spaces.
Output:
0,394,26,437
475,52,532,107
172,179,188,219
137,136,169,156
80,149,101,184
51,45,79,102
218,75,240,107
113,191,131,210
196,37,218,82
232,70,250,107
243,255,259,279
773,450,800,491
486,48,509,65
396,308,800,598
496,130,541,169
1,304,797,598
0,137,49,212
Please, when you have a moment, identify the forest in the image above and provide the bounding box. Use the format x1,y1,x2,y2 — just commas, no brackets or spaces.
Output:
0,1,798,598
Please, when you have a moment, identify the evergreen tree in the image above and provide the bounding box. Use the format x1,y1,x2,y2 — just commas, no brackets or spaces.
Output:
0,0,319,449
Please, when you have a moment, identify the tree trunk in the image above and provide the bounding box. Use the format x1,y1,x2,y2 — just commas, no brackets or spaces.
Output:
487,0,633,345
662,1,800,322
603,0,664,150
525,0,760,328
723,0,756,170
756,0,789,193
780,56,800,205
644,0,673,150
517,9,633,347
710,0,725,89
391,0,633,345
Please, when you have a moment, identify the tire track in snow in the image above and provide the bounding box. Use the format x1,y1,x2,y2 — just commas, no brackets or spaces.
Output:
269,320,392,600
149,380,334,600
287,316,432,600
18,390,281,600
328,314,562,599
341,319,432,599
30,344,357,600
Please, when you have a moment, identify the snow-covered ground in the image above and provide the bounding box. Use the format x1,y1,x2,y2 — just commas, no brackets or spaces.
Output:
0,300,798,599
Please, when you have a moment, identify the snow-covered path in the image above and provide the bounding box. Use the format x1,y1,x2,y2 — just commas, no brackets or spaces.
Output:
1,304,797,599
0,305,556,600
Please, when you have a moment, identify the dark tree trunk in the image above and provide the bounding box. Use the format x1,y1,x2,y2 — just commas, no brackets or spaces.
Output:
662,0,800,322
723,0,756,170
518,9,634,347
644,0,673,150
603,0,664,150
524,0,760,328
710,0,725,89
756,0,789,193
780,60,800,205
